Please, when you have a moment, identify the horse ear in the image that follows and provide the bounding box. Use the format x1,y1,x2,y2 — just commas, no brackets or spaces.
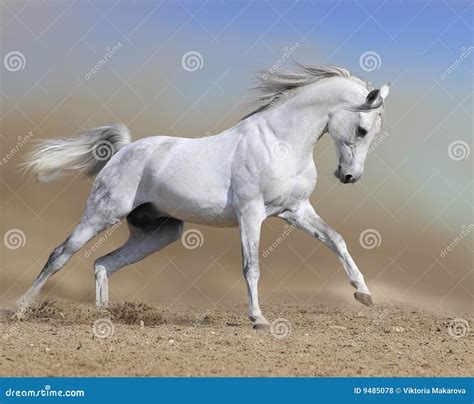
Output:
379,83,390,100
365,89,380,104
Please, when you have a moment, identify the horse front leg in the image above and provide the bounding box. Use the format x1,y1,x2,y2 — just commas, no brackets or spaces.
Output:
279,200,373,306
237,206,270,329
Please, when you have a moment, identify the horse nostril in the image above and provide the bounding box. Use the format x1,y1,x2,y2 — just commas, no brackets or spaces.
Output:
343,174,353,183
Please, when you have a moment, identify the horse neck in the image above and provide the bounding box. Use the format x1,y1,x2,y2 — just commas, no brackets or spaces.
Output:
261,79,353,158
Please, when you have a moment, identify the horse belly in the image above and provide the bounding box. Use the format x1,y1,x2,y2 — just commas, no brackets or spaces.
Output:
142,156,237,227
157,187,237,227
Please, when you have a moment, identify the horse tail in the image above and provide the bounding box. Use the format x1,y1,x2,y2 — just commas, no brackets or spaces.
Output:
23,123,131,182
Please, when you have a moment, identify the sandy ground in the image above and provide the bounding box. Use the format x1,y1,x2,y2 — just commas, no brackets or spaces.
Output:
0,298,471,377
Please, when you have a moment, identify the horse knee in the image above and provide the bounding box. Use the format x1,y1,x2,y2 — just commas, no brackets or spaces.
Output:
327,231,346,251
46,243,66,265
42,240,72,274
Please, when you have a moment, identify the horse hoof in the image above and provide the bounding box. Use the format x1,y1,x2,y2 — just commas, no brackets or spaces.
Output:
253,322,271,331
354,291,374,307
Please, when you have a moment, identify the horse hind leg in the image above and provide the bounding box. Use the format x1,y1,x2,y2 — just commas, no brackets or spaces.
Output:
94,206,184,308
16,222,96,315
17,193,131,315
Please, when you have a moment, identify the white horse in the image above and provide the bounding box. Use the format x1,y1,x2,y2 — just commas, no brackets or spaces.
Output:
19,65,389,328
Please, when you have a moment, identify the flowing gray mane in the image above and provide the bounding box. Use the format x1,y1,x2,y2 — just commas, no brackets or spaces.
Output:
243,64,373,120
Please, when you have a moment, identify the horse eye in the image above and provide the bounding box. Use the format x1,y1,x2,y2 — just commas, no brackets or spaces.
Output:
356,126,367,137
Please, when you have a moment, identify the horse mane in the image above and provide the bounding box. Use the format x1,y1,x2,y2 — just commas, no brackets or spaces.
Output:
242,64,372,120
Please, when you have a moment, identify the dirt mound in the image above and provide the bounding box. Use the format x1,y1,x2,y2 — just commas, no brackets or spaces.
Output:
1,299,166,327
0,299,97,324
107,301,165,326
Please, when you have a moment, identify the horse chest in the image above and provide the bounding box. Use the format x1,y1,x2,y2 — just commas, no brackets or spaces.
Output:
263,169,317,210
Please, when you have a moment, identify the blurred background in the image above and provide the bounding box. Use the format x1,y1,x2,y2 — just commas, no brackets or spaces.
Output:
1,0,472,314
